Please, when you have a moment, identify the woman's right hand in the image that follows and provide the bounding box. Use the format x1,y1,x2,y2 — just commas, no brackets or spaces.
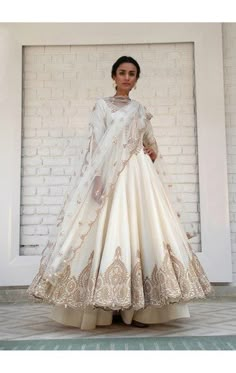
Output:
92,175,104,204
143,145,158,162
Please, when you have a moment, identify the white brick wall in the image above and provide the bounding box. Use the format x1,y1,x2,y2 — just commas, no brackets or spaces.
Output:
223,23,236,283
21,43,199,255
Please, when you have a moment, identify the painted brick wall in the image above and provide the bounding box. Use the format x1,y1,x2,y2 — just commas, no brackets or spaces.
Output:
21,43,199,255
223,23,236,283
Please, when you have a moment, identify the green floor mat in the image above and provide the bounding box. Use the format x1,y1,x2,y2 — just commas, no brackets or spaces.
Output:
1,335,236,350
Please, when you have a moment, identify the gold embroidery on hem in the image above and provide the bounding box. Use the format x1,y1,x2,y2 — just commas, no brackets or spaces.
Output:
27,242,214,311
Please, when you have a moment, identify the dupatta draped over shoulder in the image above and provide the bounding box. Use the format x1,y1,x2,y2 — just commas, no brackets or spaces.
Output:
27,96,187,302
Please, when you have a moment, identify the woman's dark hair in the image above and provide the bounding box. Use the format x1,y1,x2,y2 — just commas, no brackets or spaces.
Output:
111,56,141,80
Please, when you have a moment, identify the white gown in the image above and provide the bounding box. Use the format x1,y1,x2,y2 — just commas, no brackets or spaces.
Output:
28,96,213,330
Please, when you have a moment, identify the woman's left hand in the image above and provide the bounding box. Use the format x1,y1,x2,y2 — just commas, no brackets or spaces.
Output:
143,146,157,162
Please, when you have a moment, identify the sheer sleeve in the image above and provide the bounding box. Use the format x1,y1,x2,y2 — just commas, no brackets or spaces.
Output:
86,98,107,181
88,98,107,157
142,107,158,160
78,98,107,179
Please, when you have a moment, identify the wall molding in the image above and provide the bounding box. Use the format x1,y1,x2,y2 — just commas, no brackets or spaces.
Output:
0,23,231,285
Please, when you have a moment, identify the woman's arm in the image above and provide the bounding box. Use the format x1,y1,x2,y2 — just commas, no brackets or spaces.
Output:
88,99,106,203
88,99,107,159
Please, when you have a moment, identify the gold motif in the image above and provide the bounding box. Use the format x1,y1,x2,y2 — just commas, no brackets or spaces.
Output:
28,242,214,310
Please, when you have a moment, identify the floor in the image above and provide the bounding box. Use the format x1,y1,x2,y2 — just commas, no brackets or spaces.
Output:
0,297,236,341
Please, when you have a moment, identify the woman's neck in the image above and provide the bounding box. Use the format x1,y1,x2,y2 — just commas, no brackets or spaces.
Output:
114,90,129,98
114,94,129,98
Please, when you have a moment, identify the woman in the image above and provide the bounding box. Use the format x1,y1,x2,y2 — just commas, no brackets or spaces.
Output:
27,56,214,330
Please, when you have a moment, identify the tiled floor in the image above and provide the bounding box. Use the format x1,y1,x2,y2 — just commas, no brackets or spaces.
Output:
0,298,236,341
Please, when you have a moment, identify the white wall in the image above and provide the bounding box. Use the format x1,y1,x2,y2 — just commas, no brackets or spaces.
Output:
223,23,236,283
0,23,230,285
21,43,200,256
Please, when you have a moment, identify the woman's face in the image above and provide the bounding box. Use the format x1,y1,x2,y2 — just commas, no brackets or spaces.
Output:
113,62,138,93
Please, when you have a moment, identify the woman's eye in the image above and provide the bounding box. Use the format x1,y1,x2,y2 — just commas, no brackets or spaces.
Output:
118,71,135,77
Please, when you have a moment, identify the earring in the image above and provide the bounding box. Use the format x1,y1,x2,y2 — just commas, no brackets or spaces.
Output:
134,84,137,90
113,81,116,89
